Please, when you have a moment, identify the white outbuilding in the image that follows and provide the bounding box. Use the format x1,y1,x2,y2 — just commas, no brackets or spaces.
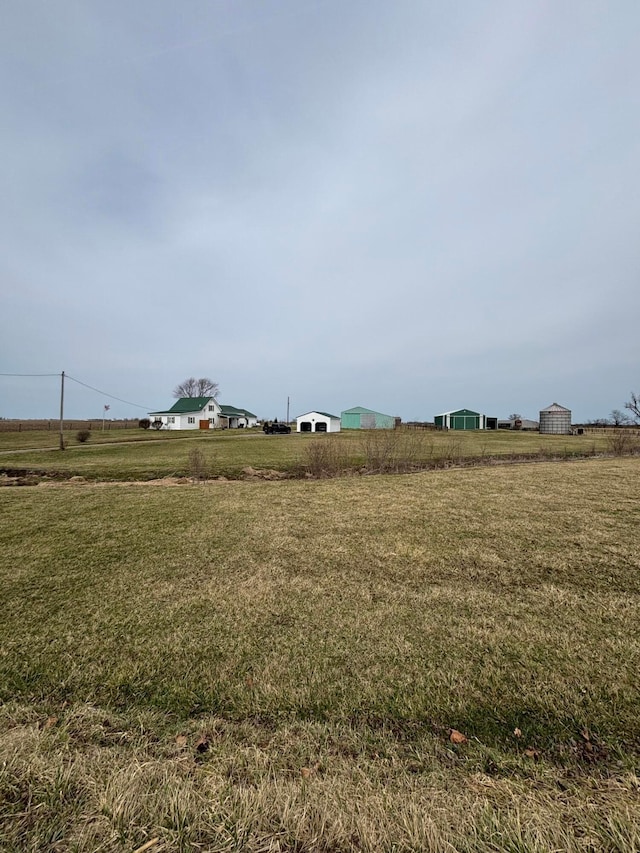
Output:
296,411,341,433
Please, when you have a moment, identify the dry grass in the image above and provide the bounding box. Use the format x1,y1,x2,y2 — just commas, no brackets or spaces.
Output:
0,428,612,483
1,459,639,850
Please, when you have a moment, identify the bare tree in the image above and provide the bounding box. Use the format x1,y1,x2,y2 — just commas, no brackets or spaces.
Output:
173,377,219,399
610,409,632,427
508,413,522,421
624,392,640,424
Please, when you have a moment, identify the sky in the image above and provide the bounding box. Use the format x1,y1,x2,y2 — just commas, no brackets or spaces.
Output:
1,0,639,423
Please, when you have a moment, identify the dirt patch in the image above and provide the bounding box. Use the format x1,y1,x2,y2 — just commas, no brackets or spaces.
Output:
242,466,291,480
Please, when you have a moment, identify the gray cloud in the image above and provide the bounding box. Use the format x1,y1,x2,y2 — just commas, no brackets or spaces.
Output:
1,0,639,422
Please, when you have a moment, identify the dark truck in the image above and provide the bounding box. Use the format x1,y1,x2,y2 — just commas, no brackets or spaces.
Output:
263,421,291,434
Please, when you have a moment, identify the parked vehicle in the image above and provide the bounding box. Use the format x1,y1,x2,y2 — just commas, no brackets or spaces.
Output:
263,421,291,434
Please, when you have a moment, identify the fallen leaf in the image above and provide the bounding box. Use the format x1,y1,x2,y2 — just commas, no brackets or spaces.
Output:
513,728,522,738
301,761,321,779
449,729,468,745
43,716,58,730
524,747,540,760
580,728,590,742
195,735,210,754
175,734,188,748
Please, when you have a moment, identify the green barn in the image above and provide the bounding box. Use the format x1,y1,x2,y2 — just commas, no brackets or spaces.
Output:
341,406,397,430
434,409,497,430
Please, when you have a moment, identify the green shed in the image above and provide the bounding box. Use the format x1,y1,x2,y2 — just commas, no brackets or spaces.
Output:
435,409,496,430
341,406,397,430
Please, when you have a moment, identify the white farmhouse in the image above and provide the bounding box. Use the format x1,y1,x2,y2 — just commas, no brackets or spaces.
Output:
149,397,257,430
296,411,341,433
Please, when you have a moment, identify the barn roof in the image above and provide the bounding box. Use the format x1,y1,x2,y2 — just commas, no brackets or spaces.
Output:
435,408,481,417
342,406,393,416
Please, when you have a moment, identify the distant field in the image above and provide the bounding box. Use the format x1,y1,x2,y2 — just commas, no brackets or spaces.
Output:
1,459,639,850
0,426,195,451
0,427,612,481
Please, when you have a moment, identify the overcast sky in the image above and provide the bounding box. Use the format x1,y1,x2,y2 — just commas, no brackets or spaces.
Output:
1,0,639,422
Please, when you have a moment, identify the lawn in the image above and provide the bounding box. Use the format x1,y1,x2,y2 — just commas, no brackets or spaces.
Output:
0,427,611,481
1,458,639,851
0,426,204,452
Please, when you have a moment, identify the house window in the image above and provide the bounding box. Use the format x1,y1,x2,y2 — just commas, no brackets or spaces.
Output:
188,417,195,424
168,417,175,424
208,405,215,411
209,418,215,424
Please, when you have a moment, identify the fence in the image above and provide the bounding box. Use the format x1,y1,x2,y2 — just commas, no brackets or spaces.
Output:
403,422,436,431
576,426,640,436
0,420,137,432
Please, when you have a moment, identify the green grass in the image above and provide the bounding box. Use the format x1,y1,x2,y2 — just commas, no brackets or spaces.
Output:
0,426,215,451
1,458,639,850
0,428,611,481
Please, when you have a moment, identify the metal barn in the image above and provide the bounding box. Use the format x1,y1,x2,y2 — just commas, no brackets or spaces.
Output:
434,409,497,430
341,406,396,430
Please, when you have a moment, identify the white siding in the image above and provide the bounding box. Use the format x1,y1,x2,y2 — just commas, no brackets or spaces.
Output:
296,412,341,433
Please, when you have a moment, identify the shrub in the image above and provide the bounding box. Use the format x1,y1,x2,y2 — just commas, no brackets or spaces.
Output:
76,430,91,444
138,418,151,430
151,420,163,431
359,429,401,473
304,438,350,477
359,429,431,473
188,448,210,481
607,430,640,457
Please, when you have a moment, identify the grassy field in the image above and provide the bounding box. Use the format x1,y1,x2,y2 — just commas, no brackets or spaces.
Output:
0,427,613,481
0,427,199,452
1,457,639,851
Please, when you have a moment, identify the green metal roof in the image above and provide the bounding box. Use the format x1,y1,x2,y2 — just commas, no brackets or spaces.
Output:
219,404,245,416
168,397,213,413
149,397,213,415
150,398,256,418
342,406,393,417
436,408,481,417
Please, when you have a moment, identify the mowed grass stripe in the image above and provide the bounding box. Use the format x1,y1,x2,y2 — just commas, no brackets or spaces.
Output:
1,459,638,735
1,459,639,851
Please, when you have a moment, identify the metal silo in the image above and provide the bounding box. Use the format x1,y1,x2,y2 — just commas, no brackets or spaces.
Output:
539,403,572,434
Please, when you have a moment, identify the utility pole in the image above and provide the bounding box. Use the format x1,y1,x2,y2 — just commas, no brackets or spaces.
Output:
286,396,290,424
59,371,65,450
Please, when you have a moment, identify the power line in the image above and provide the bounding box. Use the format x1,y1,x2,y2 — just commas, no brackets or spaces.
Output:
1,371,151,410
65,374,151,410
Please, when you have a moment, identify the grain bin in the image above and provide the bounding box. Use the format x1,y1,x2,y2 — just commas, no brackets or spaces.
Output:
539,403,571,434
